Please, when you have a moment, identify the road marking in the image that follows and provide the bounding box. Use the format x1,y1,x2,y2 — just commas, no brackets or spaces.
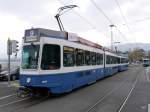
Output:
148,104,150,112
118,74,138,112
0,94,16,100
0,97,30,108
146,67,150,82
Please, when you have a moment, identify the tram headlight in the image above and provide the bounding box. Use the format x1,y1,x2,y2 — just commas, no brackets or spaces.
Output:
26,77,31,83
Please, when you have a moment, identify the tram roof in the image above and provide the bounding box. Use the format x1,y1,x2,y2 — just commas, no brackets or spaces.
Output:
24,28,126,55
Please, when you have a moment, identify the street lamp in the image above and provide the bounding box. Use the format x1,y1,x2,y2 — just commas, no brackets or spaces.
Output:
114,41,120,53
109,24,115,50
55,5,78,31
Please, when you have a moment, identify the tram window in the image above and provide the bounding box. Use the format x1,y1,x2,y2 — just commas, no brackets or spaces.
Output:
113,57,117,64
100,54,103,64
110,56,113,64
22,45,39,69
118,58,120,64
96,53,103,65
76,49,84,66
115,57,118,64
85,51,91,65
106,55,111,64
106,55,109,64
121,58,125,63
91,52,96,65
96,53,100,65
112,57,115,64
120,58,122,63
41,44,60,70
63,46,75,67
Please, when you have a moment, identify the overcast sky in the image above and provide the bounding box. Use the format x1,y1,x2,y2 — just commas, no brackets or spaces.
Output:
0,0,150,58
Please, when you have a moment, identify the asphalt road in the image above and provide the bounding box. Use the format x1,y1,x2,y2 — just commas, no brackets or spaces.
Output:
0,65,149,112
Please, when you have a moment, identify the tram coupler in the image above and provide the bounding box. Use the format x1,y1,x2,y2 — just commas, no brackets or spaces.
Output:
17,87,51,98
17,87,32,98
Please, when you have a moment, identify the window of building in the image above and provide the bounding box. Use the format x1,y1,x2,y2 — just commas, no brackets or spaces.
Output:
76,49,84,66
41,44,60,70
63,46,75,67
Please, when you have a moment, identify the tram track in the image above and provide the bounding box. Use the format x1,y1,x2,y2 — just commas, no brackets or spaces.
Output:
0,95,50,112
84,66,141,112
117,74,138,112
8,96,49,112
0,93,16,101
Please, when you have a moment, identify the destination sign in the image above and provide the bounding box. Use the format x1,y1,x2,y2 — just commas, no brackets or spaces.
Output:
24,29,39,42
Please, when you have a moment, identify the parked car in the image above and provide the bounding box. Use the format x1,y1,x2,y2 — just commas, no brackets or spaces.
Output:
0,67,20,81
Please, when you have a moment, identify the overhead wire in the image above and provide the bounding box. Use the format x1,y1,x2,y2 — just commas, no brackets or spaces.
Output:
114,0,131,33
114,0,137,46
122,17,150,25
90,0,131,43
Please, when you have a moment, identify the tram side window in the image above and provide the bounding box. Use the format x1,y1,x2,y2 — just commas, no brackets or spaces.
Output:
106,55,110,64
63,46,75,67
110,56,113,64
113,57,117,64
85,51,91,65
107,55,113,64
121,58,125,63
41,44,60,70
76,49,84,66
96,53,100,65
118,58,120,64
91,52,96,65
100,54,103,64
96,53,103,65
112,57,115,64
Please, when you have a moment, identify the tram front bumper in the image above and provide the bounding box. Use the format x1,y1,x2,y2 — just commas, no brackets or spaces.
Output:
19,75,62,87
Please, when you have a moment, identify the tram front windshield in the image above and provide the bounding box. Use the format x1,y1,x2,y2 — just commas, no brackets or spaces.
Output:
22,45,39,69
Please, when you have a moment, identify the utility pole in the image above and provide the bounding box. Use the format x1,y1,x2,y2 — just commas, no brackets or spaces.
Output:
7,38,12,86
114,42,120,53
7,39,19,86
110,24,115,50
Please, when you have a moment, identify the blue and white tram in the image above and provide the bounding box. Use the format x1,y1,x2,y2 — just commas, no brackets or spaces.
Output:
142,58,150,67
118,56,129,72
20,28,128,94
104,51,120,76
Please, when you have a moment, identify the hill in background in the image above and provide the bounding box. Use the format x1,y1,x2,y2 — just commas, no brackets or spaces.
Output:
115,43,150,52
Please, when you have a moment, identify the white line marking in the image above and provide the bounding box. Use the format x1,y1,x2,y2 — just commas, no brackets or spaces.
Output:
148,104,150,112
146,67,150,82
118,75,138,112
0,94,16,100
146,73,150,82
0,97,30,108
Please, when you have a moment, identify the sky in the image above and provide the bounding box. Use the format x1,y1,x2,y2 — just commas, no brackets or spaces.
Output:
0,0,150,58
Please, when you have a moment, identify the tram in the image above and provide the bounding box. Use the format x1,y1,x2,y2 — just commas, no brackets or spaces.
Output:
142,58,150,67
19,28,128,94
